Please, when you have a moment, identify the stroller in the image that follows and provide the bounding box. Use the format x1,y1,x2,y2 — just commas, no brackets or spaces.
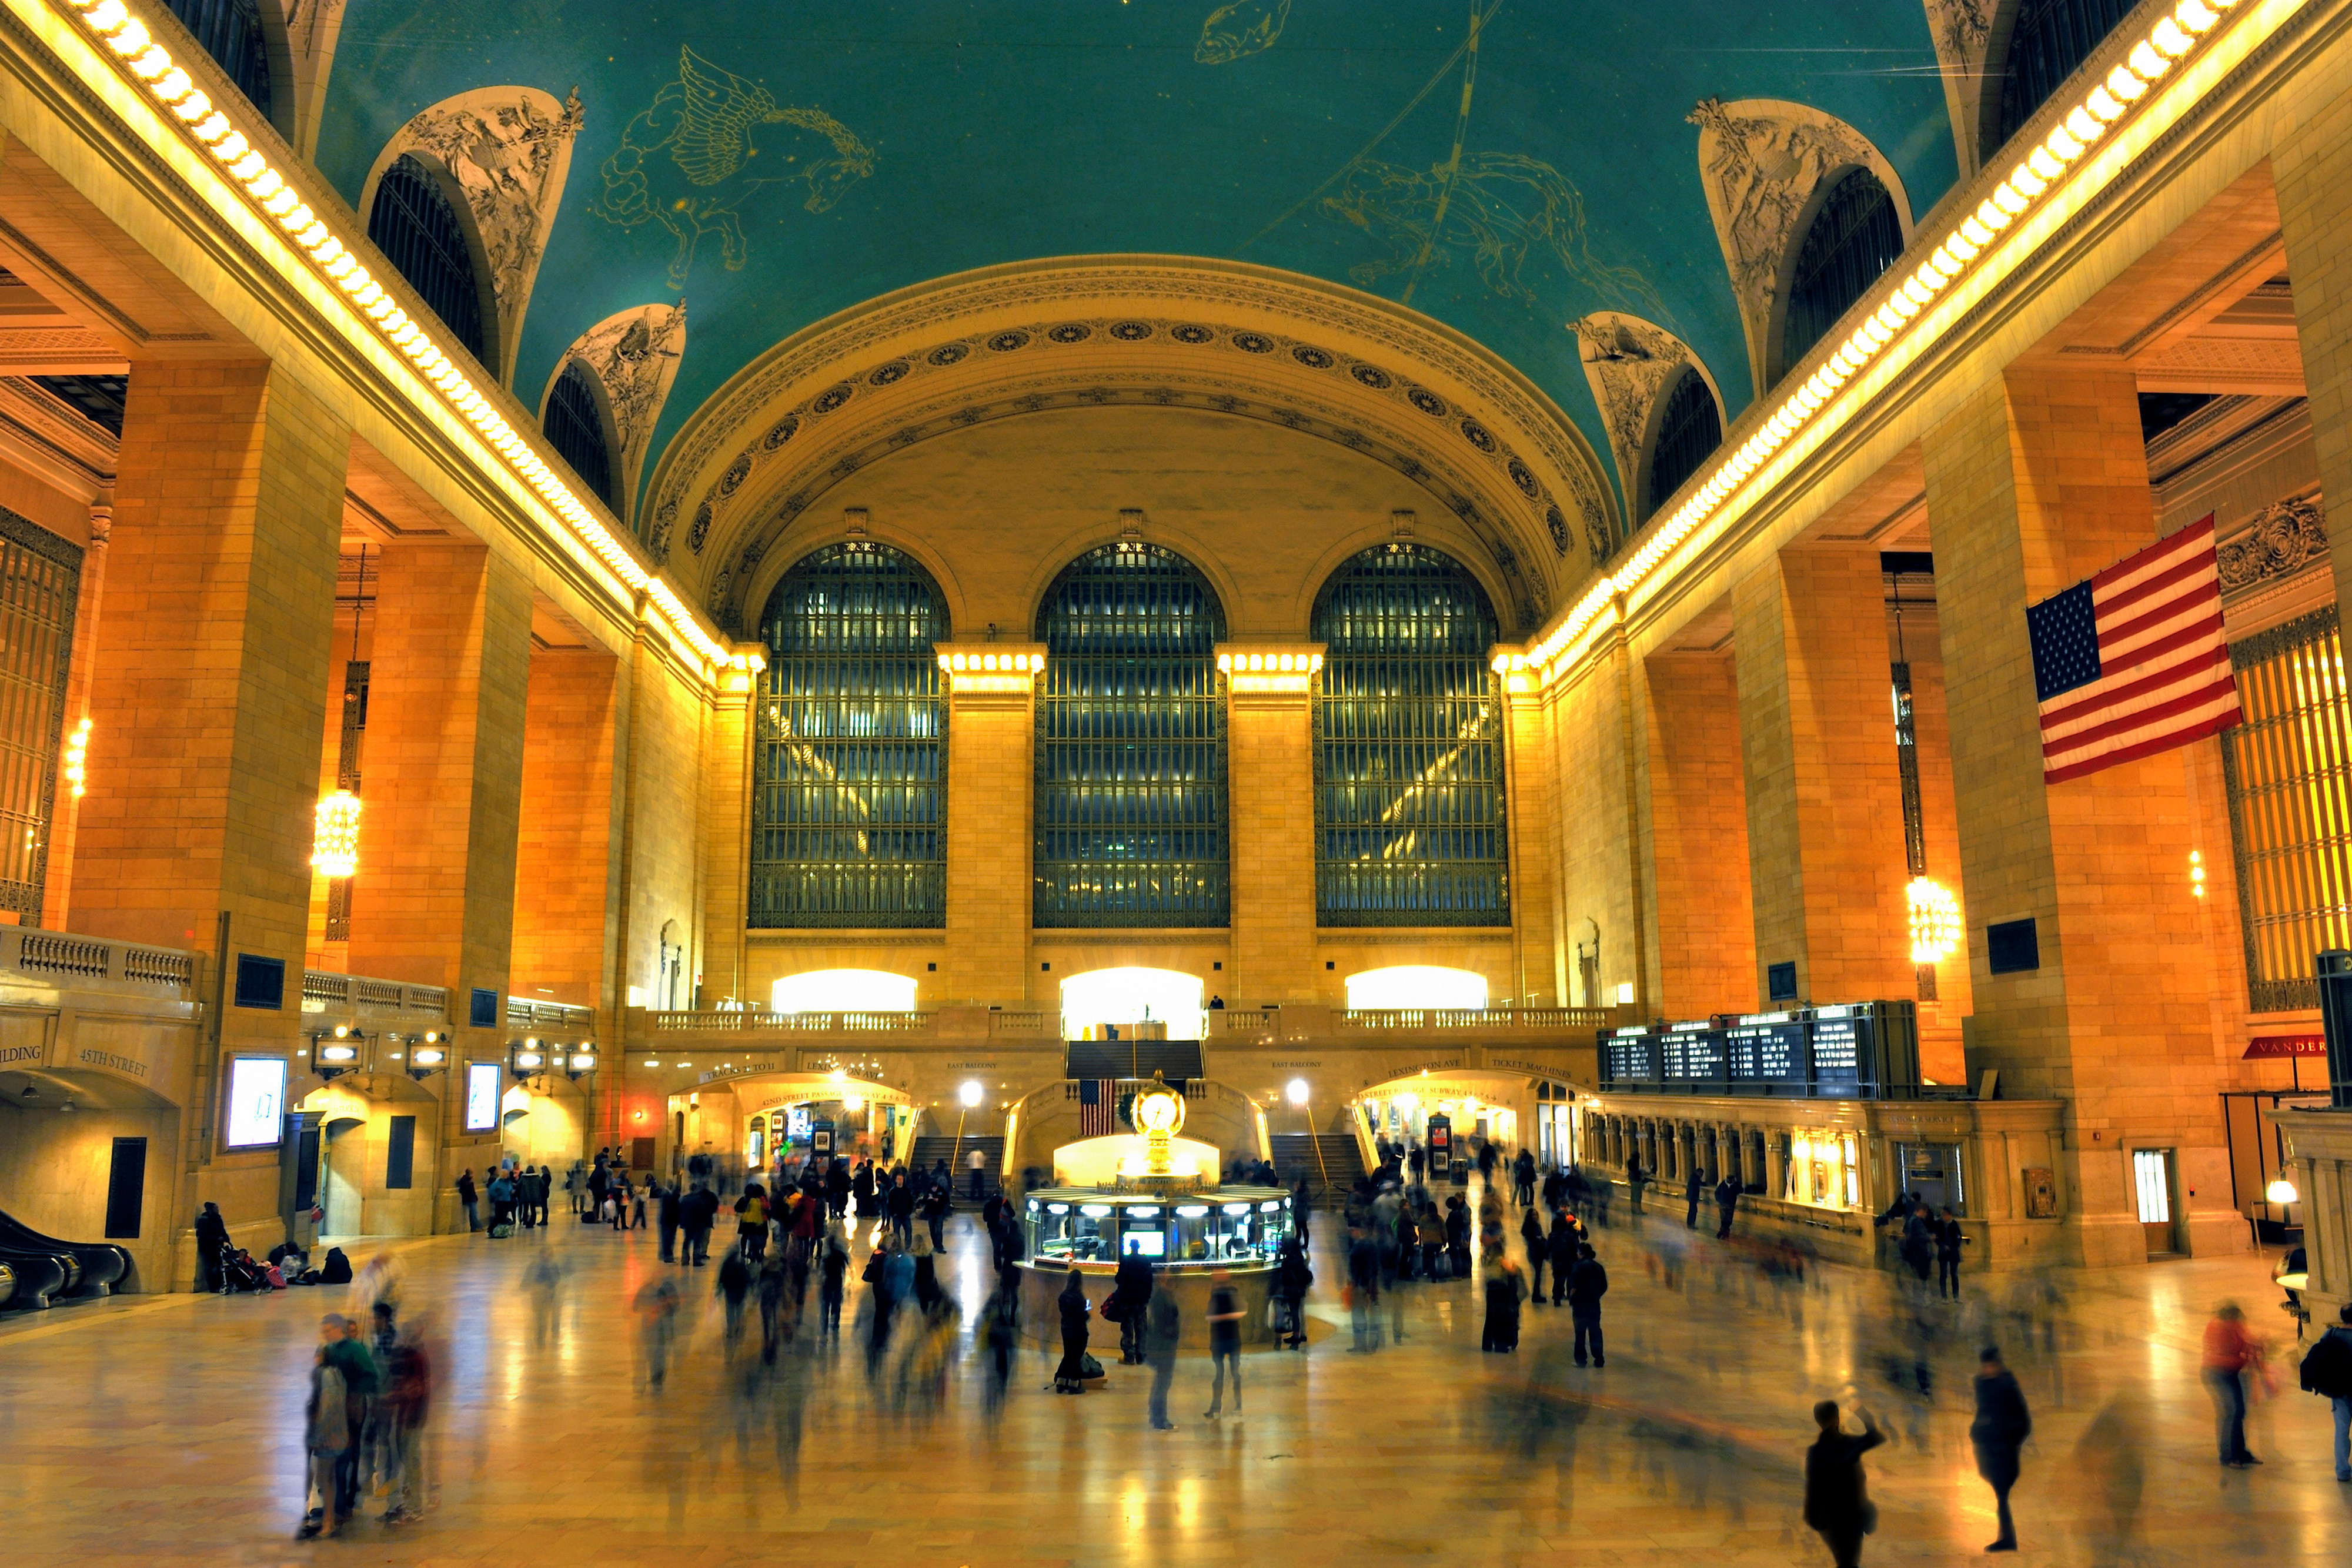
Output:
222,1247,277,1292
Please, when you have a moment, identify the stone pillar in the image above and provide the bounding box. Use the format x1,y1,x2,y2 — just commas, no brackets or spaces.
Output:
693,650,756,1008
938,645,1042,1007
511,645,624,1009
1496,651,1567,1006
75,360,346,979
39,492,109,930
1221,643,1321,1002
2277,75,2352,624
1733,547,1914,1009
1766,1129,1787,1201
1922,366,2237,1266
1643,650,1755,1018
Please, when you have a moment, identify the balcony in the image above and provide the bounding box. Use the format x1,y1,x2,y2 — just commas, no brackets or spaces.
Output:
299,969,449,1027
0,926,199,1002
506,996,596,1034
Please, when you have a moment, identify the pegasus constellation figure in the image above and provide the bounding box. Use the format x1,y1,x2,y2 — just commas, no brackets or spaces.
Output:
594,47,874,289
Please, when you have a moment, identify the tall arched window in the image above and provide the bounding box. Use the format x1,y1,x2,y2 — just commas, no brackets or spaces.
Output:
751,543,948,928
1995,0,2134,155
1646,368,1722,518
162,0,272,120
1313,544,1507,925
1781,169,1904,376
1034,542,1228,927
368,155,486,362
543,361,614,509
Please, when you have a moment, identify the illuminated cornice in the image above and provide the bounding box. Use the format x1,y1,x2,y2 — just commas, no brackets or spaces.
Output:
26,0,750,678
936,643,1045,696
1217,643,1324,696
1524,0,2271,684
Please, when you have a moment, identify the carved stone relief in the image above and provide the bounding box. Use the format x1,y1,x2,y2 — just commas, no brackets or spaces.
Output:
1686,98,1909,397
1573,312,1716,528
544,302,687,537
2218,494,2327,595
363,87,585,387
1921,0,1994,178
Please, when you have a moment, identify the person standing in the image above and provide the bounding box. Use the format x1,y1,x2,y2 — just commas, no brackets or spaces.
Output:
195,1201,230,1293
1112,1239,1156,1365
1481,1255,1526,1353
1714,1172,1740,1240
819,1222,849,1339
1625,1153,1646,1215
1053,1268,1093,1394
717,1244,753,1352
734,1185,768,1262
967,1145,988,1202
487,1171,514,1233
2296,1300,2352,1482
633,1274,680,1389
1521,1205,1549,1302
1548,1212,1580,1309
630,1178,648,1231
1145,1286,1181,1431
2201,1302,2264,1466
1513,1148,1536,1208
887,1170,916,1249
680,1181,719,1266
1803,1402,1885,1568
656,1177,680,1263
1936,1209,1966,1300
1685,1164,1704,1229
1970,1345,2031,1552
299,1322,354,1540
1277,1231,1312,1349
1202,1268,1244,1418
1568,1243,1608,1368
454,1171,479,1233
921,1181,950,1252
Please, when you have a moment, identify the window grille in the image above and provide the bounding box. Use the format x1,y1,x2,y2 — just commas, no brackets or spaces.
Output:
1312,543,1506,925
367,155,486,362
1647,369,1721,517
2221,605,2352,1012
160,0,271,120
31,375,129,436
1996,0,2134,155
0,508,80,924
751,543,947,927
1781,169,1904,376
1034,542,1228,927
544,362,614,509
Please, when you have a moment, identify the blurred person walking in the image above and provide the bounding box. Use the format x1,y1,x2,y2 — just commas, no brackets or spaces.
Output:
1713,1172,1740,1240
2296,1300,2352,1480
1548,1212,1579,1308
1802,1402,1885,1568
1347,1224,1381,1353
298,1319,355,1540
1277,1232,1312,1349
1970,1345,2031,1552
1145,1286,1181,1430
1522,1206,1549,1302
680,1180,719,1266
717,1243,754,1352
633,1273,680,1389
1626,1152,1646,1215
1481,1254,1525,1352
455,1171,479,1233
319,1313,377,1525
377,1319,433,1524
655,1176,680,1262
524,1248,562,1348
1112,1238,1155,1365
2201,1302,2264,1467
1685,1164,1703,1229
1203,1268,1243,1419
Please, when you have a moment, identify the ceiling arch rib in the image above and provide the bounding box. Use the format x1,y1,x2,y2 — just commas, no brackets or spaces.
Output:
642,258,1621,638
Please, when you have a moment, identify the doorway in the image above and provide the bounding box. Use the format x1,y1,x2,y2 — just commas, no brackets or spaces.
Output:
2132,1147,2179,1257
322,1117,366,1236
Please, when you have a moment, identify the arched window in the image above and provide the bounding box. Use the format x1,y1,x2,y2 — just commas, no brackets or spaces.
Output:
543,361,614,509
162,0,272,120
1646,368,1721,517
751,543,948,927
1034,542,1228,927
1995,0,2134,155
1781,169,1905,376
1312,544,1506,926
367,155,486,362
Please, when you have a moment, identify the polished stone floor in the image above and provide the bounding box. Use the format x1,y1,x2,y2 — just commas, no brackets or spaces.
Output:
8,1185,2351,1566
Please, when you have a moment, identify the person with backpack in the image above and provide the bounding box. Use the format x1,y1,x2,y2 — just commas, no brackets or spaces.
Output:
1567,1243,1609,1367
2299,1299,2352,1482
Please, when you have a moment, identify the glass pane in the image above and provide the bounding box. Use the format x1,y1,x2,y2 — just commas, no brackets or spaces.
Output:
0,511,78,922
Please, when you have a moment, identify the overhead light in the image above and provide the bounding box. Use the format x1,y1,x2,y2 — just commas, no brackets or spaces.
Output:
310,790,360,878
2267,1169,2298,1205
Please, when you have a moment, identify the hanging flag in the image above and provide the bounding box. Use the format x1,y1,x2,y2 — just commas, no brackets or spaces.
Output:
1078,1079,1116,1138
2026,514,2240,785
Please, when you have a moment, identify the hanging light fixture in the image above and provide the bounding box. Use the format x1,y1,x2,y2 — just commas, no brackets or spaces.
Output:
1907,877,1962,965
2266,1167,2298,1205
310,790,361,878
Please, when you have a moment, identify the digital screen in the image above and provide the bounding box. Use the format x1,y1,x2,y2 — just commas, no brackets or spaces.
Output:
1119,1231,1167,1257
465,1063,501,1131
222,1057,286,1148
1812,1016,1861,1078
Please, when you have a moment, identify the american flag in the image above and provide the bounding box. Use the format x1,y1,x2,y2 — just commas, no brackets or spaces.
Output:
2027,514,2240,786
1077,1079,1115,1138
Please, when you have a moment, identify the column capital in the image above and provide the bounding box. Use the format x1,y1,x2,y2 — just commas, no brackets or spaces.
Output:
713,641,766,704
1487,643,1542,702
1216,641,1324,698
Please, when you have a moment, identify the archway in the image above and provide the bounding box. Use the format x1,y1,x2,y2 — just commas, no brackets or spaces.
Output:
1344,965,1489,1011
320,1115,366,1238
1060,967,1205,1042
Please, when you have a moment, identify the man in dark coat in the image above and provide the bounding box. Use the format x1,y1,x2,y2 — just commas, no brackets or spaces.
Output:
1970,1346,2032,1552
1566,1243,1609,1366
1685,1165,1705,1229
1112,1240,1156,1365
1803,1401,1886,1568
195,1201,230,1292
1546,1213,1579,1308
1714,1174,1740,1239
656,1178,680,1263
679,1181,719,1266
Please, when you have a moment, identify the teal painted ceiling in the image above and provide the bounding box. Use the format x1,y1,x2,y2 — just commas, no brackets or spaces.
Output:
318,1,1959,515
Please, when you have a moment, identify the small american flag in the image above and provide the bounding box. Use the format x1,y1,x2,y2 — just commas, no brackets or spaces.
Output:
2027,514,2240,786
1078,1079,1115,1138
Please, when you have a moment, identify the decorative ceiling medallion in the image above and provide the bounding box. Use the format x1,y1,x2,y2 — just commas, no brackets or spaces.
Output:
1048,323,1093,343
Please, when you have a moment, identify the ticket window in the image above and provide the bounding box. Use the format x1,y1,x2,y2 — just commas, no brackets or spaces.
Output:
1788,1129,1859,1211
1894,1142,1965,1217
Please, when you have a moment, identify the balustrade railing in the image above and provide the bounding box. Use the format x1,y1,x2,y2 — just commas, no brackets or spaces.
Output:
300,969,449,1021
1339,1006,1614,1031
505,997,596,1032
1,927,195,993
652,1009,930,1035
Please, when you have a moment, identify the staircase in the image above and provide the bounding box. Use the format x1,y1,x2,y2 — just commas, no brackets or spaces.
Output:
909,1135,1004,1201
1270,1134,1365,1209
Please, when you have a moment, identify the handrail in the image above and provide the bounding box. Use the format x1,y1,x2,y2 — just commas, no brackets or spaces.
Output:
299,969,449,1022
505,996,596,1032
988,1010,1056,1036
1339,1006,1615,1030
651,1009,930,1034
0,926,198,994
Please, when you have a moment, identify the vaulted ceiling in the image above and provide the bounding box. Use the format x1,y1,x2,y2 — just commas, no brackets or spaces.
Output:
315,1,1960,519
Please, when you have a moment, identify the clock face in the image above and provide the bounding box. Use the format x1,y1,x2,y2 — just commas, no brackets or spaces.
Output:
1135,1091,1183,1135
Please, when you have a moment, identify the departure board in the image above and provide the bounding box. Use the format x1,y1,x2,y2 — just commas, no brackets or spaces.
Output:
1810,1007,1862,1079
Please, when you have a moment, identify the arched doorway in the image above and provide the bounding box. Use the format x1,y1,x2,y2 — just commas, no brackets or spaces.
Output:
320,1115,366,1237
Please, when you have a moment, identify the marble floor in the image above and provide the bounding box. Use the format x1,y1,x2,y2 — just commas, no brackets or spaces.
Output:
7,1189,2351,1566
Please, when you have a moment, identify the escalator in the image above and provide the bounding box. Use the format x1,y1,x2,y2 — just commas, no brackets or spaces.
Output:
0,1209,130,1309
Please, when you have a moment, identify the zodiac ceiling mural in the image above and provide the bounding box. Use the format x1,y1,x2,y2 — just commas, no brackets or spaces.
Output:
318,1,1956,520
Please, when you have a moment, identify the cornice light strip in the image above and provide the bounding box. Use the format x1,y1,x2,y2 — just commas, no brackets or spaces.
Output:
1523,0,2256,682
45,0,747,675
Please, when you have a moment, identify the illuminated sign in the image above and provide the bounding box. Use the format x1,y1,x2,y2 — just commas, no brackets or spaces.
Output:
223,1057,287,1149
465,1063,501,1132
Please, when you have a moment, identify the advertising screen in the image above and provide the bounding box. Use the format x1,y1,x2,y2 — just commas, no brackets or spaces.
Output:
465,1062,501,1132
222,1057,287,1148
